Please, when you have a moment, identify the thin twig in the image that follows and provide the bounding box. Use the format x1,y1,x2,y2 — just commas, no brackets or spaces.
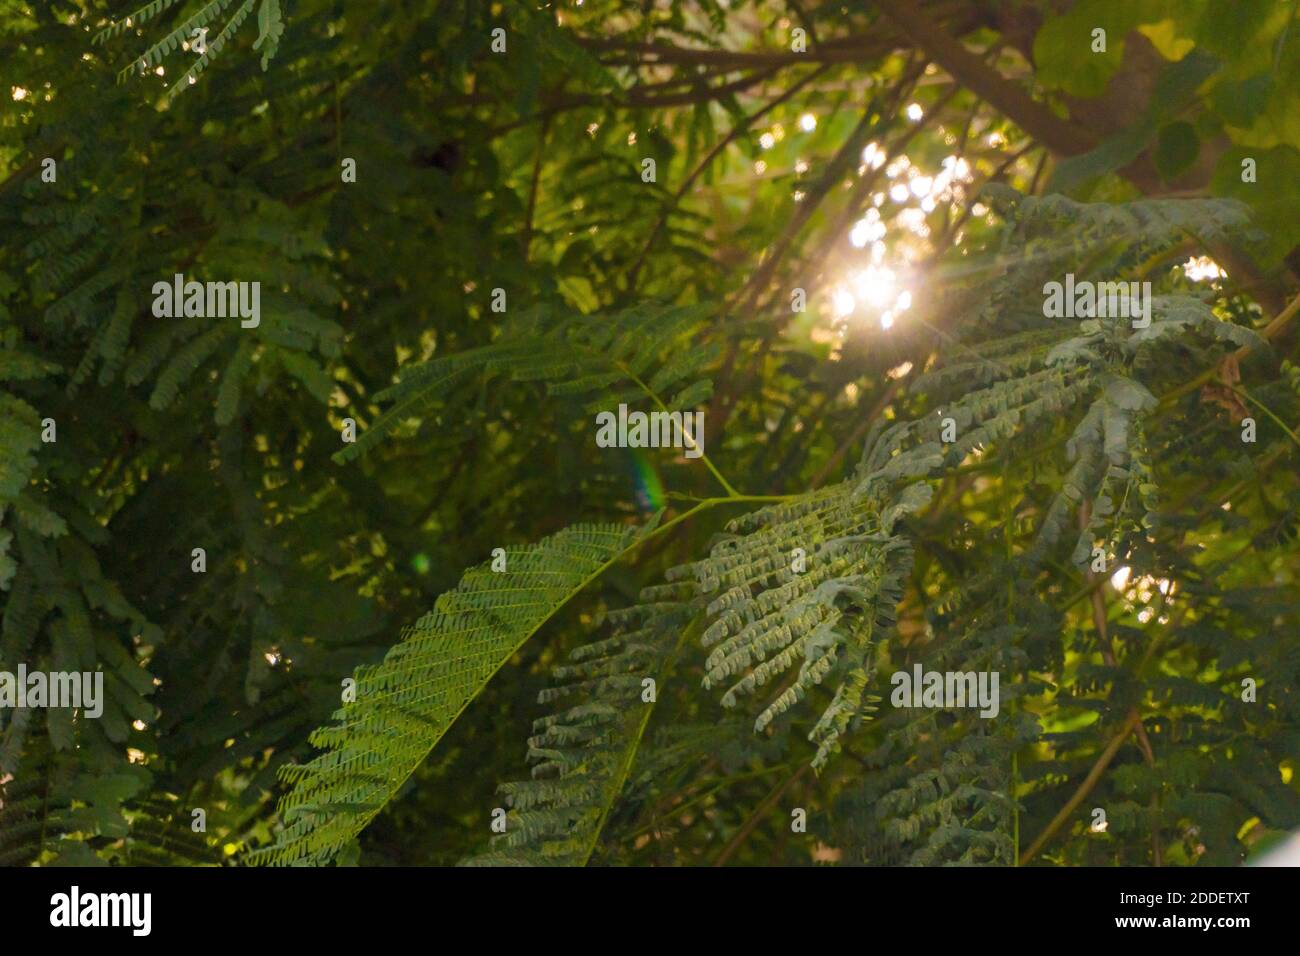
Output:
713,764,811,866
1019,710,1139,865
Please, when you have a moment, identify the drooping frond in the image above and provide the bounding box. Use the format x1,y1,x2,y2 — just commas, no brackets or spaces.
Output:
464,591,693,866
673,483,923,770
251,517,662,865
94,0,286,95
335,300,718,462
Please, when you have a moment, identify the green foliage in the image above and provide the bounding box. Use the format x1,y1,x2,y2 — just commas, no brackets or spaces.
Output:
252,519,661,865
95,0,283,96
687,483,918,769
335,300,717,464
464,594,691,865
3,0,1298,870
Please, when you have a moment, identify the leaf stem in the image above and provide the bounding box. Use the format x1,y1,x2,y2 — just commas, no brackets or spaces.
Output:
1227,384,1300,451
616,360,744,497
1019,710,1140,865
579,617,699,865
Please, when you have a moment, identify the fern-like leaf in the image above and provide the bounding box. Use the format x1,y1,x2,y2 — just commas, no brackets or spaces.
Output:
464,592,692,865
251,516,663,865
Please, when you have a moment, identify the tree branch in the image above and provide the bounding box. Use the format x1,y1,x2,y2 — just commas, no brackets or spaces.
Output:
871,0,1095,156
1019,710,1140,864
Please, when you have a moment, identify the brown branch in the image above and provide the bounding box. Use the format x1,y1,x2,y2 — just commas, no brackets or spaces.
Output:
625,63,831,294
871,0,1095,157
1159,292,1300,407
1079,497,1166,866
0,140,68,197
1018,710,1140,864
808,377,905,488
579,33,897,70
578,0,981,68
482,66,785,135
713,764,810,866
521,117,550,261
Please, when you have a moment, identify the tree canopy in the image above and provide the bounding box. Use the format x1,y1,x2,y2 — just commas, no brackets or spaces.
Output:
2,0,1299,867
